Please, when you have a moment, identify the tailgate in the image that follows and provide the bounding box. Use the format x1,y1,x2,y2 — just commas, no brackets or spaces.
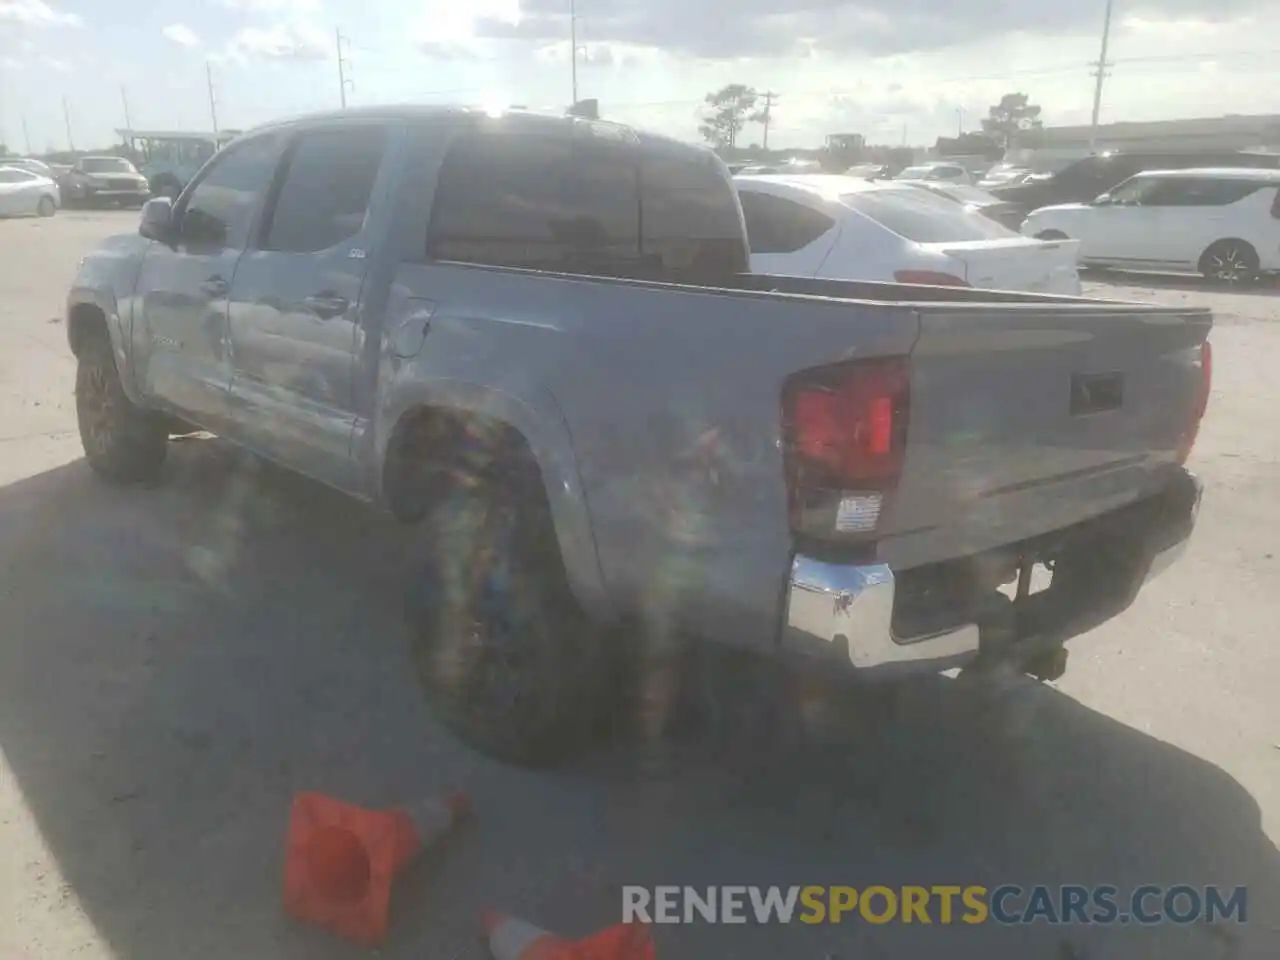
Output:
934,237,1081,294
876,301,1211,570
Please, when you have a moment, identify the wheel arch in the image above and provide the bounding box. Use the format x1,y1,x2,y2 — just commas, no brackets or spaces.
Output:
376,386,612,622
67,292,145,405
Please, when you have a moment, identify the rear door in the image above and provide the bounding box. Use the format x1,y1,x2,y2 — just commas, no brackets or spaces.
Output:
737,188,839,277
227,120,397,491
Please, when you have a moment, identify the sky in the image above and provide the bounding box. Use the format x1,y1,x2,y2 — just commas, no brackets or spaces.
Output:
0,0,1278,155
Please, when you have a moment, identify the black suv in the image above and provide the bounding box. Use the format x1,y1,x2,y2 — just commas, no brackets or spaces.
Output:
991,150,1280,215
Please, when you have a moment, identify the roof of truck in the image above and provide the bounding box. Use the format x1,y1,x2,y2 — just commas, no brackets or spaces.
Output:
242,103,712,161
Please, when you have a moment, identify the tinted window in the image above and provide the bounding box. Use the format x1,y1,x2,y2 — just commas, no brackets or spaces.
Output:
262,127,387,253
427,129,643,276
841,187,1016,242
180,134,280,249
1142,177,1266,206
738,190,835,254
639,152,748,282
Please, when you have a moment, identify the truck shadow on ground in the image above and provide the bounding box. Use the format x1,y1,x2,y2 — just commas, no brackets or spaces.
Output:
0,440,1275,960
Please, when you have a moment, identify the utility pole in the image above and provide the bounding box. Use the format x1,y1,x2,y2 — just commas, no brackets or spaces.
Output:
206,61,219,133
956,107,964,137
336,28,354,107
1089,0,1115,150
121,86,134,134
758,91,777,150
62,97,75,152
569,0,579,105
21,116,31,155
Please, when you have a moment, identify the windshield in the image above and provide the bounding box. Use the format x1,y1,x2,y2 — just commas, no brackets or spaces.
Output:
80,157,137,174
841,186,1017,242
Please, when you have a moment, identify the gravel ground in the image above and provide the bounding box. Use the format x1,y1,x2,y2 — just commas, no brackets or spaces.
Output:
0,212,1277,960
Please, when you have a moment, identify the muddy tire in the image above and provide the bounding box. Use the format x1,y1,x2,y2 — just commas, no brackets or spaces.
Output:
404,464,610,767
75,331,168,483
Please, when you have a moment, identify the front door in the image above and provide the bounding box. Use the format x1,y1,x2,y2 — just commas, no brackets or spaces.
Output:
226,121,396,491
134,132,283,430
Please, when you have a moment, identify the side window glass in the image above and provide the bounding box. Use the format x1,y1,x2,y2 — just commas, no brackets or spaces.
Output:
426,128,642,277
739,192,835,254
262,127,388,253
640,152,749,282
1107,176,1158,205
179,134,281,250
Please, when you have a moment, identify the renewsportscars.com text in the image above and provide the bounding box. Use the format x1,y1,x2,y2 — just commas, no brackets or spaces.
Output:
622,885,1248,926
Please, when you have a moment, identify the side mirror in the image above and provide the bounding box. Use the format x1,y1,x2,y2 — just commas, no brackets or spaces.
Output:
139,197,174,242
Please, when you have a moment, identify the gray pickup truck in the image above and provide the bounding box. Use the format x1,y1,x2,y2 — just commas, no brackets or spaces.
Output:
66,106,1210,765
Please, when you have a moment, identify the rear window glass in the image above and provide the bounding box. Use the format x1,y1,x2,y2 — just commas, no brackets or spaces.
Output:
841,187,1016,243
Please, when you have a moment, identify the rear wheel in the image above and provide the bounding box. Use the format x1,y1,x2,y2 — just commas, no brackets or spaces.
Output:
75,331,168,483
405,459,611,766
36,195,56,217
1199,239,1259,285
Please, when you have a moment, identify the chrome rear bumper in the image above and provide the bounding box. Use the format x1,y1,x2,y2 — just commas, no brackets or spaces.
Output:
782,472,1202,675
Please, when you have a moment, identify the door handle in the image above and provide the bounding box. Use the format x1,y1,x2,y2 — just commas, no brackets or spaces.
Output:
302,292,349,319
200,276,229,297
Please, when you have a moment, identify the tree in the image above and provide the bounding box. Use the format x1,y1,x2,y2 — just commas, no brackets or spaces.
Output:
981,92,1044,149
699,84,758,149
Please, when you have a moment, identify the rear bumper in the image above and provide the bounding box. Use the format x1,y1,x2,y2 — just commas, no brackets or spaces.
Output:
781,469,1202,678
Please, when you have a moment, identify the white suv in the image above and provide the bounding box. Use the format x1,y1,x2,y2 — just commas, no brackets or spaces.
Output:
1020,167,1280,282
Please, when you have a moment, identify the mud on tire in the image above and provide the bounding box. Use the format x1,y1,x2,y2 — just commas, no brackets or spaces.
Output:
75,330,168,483
404,464,610,767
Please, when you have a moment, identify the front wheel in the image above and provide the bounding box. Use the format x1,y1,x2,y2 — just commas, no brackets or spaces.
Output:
36,195,56,217
405,468,611,766
75,333,168,483
1199,239,1259,285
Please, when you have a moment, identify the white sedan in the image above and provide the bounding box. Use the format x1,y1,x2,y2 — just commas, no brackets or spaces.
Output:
0,166,60,217
734,174,1081,294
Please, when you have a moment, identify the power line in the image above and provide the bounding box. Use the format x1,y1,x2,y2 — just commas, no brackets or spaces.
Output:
206,61,219,133
758,91,778,149
336,28,354,108
1089,0,1116,147
61,96,74,151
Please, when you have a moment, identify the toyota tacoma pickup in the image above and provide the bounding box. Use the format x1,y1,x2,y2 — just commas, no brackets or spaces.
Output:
66,106,1210,765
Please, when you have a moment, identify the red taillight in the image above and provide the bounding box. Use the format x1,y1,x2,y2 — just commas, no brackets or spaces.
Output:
894,269,971,287
782,357,910,539
1177,340,1212,464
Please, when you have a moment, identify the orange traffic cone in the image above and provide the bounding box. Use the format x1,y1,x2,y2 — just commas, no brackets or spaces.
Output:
282,790,470,944
482,910,655,960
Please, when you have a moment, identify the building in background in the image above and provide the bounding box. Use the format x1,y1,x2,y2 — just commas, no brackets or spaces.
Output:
1009,113,1280,168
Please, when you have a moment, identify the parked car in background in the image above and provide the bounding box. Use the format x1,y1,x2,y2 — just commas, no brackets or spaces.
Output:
0,166,60,217
1,157,57,179
893,162,973,184
898,180,1027,230
1021,167,1280,283
991,149,1280,217
978,163,1033,189
59,155,151,208
734,174,1081,294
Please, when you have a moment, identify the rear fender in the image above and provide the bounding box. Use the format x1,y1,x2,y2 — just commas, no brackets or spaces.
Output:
371,379,612,622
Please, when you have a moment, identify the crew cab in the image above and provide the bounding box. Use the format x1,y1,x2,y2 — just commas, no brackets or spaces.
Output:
66,106,1210,766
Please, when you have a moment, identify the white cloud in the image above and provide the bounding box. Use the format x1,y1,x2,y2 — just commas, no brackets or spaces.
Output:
225,20,329,61
535,40,662,68
162,23,202,48
0,0,83,27
219,0,320,10
39,53,72,72
409,0,520,50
